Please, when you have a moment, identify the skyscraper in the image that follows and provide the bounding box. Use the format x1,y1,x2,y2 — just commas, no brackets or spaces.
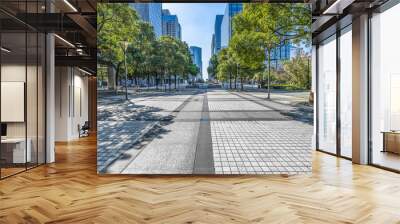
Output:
269,41,292,70
220,3,291,69
221,3,243,48
213,15,224,54
130,3,162,38
162,9,181,40
189,46,202,80
211,34,215,56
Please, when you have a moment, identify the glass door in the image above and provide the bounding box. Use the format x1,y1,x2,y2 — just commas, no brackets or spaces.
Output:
370,3,400,171
317,35,337,154
339,26,352,158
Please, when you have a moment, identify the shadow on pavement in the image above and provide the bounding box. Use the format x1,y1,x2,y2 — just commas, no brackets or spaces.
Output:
231,90,314,125
98,90,202,173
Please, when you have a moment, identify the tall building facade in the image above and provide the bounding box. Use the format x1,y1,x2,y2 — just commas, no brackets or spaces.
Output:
211,34,215,56
162,9,181,40
189,46,203,81
270,41,292,70
219,3,291,70
130,3,162,38
213,15,224,54
221,3,243,48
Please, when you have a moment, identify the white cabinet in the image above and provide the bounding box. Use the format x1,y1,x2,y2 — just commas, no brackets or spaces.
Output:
1,138,31,163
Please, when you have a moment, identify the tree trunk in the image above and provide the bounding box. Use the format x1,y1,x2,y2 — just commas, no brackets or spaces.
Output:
234,75,237,89
169,75,171,91
107,65,117,91
174,74,177,90
164,75,167,92
156,74,159,90
229,72,232,89
115,62,121,94
267,50,271,99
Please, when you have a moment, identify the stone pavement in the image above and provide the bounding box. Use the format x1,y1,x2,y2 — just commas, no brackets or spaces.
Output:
97,89,313,174
211,121,312,174
97,91,196,173
208,90,312,175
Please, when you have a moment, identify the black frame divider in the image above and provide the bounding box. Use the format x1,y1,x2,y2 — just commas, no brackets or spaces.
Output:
336,27,341,157
0,20,2,179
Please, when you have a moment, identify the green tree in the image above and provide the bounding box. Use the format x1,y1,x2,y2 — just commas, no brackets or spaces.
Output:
98,3,199,93
231,3,311,97
283,53,311,89
207,54,219,81
217,48,239,89
97,3,140,98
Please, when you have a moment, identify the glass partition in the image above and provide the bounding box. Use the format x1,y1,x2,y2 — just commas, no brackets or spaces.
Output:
317,35,337,154
0,1,46,179
339,26,352,158
1,31,28,177
27,31,38,169
371,3,400,171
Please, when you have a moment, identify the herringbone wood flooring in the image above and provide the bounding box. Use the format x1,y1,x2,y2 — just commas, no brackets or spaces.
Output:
1,135,400,224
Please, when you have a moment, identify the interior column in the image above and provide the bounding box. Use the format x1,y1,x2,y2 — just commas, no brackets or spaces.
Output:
352,14,369,164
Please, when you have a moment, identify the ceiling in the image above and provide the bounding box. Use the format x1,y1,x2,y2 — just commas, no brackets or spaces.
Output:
311,0,390,43
0,0,97,74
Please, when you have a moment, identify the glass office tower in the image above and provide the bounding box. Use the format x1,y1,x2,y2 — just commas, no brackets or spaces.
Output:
221,3,243,48
130,3,162,38
213,15,223,54
189,46,203,81
162,9,181,40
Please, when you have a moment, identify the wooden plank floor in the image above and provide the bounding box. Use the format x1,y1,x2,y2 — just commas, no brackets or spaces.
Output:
1,135,400,223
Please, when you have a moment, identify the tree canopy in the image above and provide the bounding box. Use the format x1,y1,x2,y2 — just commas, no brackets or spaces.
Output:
215,3,311,91
97,3,198,91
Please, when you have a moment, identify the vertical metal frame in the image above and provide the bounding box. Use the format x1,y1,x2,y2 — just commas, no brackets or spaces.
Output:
44,0,48,164
0,18,2,179
25,0,28,171
315,44,320,151
36,0,39,167
367,10,373,165
336,28,341,157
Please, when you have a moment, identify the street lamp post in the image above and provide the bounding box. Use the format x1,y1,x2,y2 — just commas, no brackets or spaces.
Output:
265,48,271,99
237,63,239,90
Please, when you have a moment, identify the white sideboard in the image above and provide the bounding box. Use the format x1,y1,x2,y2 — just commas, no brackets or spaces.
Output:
1,138,31,163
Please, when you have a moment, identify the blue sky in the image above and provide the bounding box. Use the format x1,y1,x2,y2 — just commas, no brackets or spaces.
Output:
162,3,226,80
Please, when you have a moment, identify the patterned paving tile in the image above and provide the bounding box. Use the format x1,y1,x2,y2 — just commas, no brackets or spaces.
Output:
211,120,313,175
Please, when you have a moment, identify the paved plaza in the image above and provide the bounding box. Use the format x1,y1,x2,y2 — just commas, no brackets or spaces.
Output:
97,89,313,175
